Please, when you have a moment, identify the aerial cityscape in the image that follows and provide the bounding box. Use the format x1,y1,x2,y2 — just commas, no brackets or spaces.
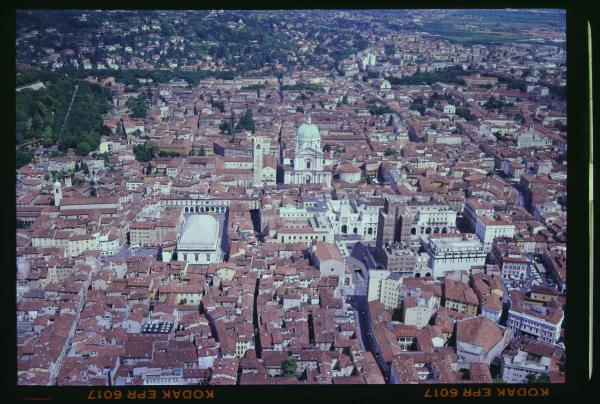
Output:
15,9,567,386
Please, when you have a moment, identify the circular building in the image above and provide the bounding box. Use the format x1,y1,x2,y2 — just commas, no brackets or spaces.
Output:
177,215,221,264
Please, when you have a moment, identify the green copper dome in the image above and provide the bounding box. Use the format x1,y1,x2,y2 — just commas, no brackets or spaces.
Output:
296,115,320,141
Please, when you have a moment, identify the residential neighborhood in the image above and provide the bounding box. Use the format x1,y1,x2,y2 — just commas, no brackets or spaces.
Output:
15,9,566,386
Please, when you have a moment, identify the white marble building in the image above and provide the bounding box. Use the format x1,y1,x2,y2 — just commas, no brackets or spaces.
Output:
323,199,380,240
283,115,332,187
177,215,221,264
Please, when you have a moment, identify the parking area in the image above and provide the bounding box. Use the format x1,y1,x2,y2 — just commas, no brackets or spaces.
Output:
111,246,159,260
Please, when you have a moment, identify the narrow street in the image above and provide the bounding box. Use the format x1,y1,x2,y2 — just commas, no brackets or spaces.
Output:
59,84,79,135
345,244,389,382
49,260,99,385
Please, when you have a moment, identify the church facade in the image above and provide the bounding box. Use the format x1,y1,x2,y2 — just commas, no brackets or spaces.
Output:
283,116,332,187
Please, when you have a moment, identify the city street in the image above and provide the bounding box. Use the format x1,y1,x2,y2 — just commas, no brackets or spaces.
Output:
14,8,569,388
344,243,388,381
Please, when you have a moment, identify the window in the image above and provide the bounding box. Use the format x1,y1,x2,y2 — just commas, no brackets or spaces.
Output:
206,254,211,261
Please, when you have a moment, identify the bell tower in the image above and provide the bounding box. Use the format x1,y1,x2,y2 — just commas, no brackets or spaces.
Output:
253,136,263,187
53,181,62,206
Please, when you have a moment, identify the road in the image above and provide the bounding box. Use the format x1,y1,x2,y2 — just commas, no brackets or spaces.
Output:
48,259,99,385
344,243,389,382
59,84,79,135
346,254,368,295
515,184,531,212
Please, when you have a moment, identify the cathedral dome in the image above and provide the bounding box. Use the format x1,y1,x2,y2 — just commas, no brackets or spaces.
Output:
296,115,320,142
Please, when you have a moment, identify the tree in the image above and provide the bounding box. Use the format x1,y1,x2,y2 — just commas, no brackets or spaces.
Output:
369,104,393,116
16,150,33,168
553,121,567,132
456,106,476,121
409,97,426,115
384,148,397,156
133,141,159,162
237,108,256,133
90,187,97,197
384,44,395,56
483,96,506,110
282,356,298,377
387,65,465,86
219,121,231,135
514,113,526,125
16,219,29,229
77,141,92,156
16,73,111,152
126,95,148,118
42,126,54,147
116,121,126,139
220,111,236,137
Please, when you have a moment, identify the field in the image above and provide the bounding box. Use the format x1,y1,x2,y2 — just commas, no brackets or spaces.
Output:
417,9,566,46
